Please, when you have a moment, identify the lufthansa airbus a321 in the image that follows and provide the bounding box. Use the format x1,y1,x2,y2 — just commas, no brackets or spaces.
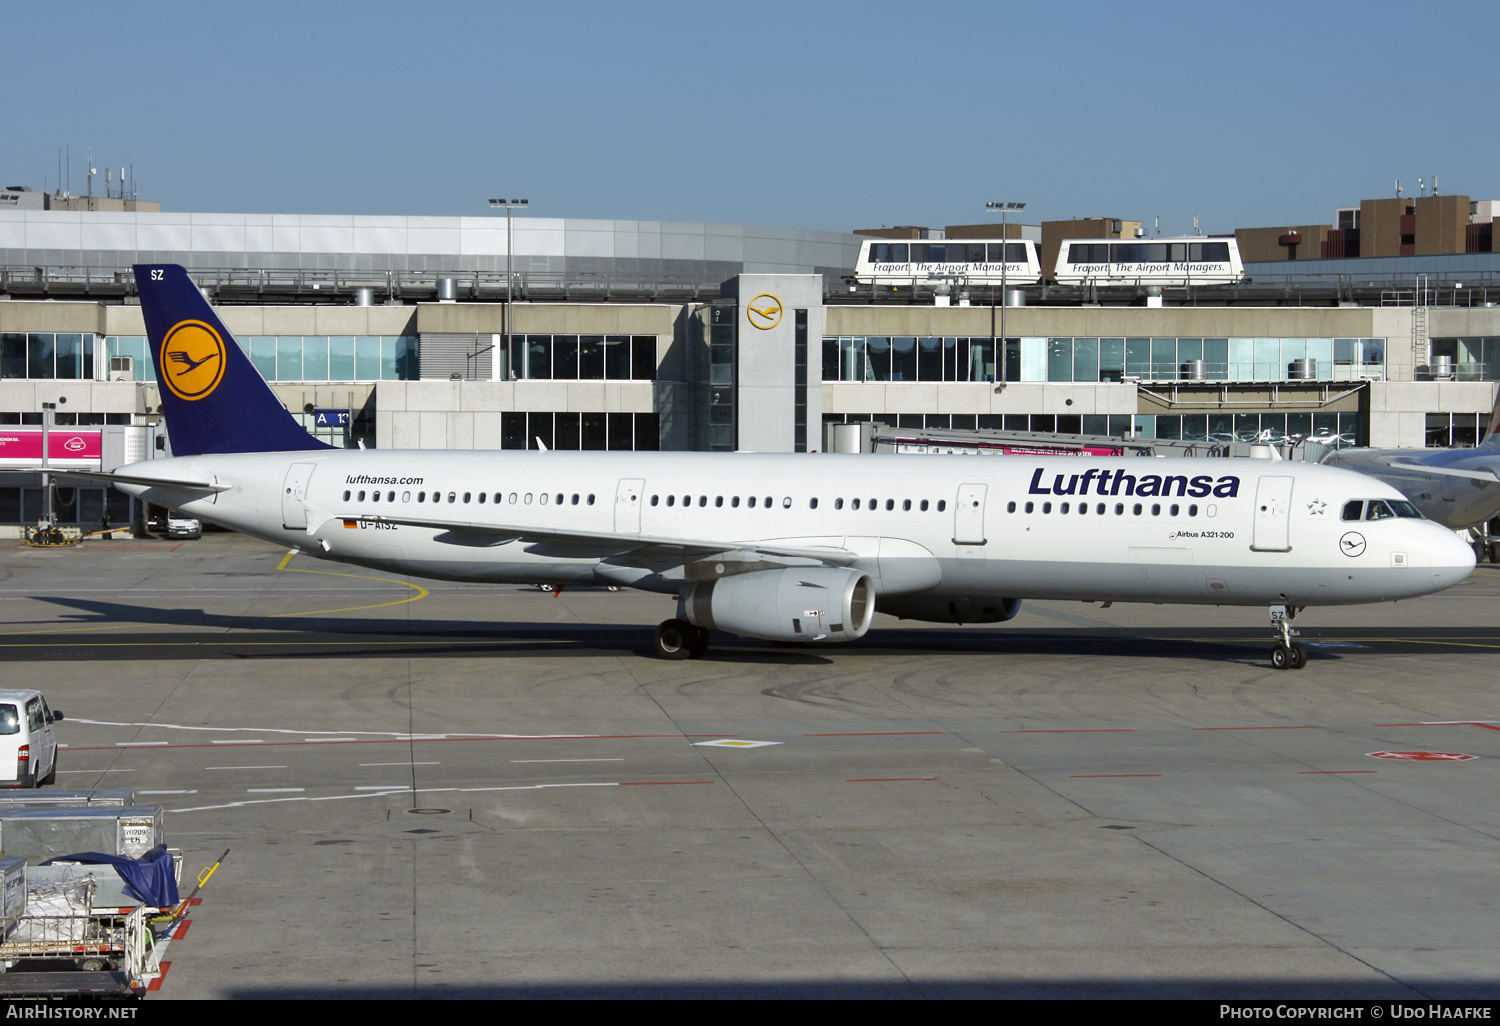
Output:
87,265,1476,669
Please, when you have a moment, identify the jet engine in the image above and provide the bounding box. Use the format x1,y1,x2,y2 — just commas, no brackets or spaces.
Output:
682,567,875,643
875,595,1022,624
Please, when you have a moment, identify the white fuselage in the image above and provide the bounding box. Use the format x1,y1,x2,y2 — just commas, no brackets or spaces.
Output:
117,450,1475,610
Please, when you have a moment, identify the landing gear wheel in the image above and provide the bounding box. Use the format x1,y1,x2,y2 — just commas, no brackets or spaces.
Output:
1271,644,1291,670
687,626,710,659
653,619,694,660
1288,643,1307,670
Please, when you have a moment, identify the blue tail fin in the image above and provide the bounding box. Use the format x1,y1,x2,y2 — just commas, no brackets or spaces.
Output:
134,264,332,456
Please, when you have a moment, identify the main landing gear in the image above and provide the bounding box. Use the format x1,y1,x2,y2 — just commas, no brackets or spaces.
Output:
1269,603,1307,670
653,619,711,660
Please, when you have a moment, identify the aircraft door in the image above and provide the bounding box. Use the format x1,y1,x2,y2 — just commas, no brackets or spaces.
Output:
1251,476,1294,552
281,462,318,530
953,483,988,547
615,478,644,534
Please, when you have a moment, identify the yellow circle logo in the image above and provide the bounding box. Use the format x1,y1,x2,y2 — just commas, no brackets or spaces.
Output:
160,320,227,401
746,294,783,330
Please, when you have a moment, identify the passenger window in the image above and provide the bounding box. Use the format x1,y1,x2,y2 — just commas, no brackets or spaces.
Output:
834,498,843,510
1061,502,1070,513
1366,500,1395,521
764,496,772,508
524,493,532,504
1188,504,1198,516
920,500,929,512
388,491,395,502
682,495,690,506
1042,502,1052,513
446,492,455,503
403,491,412,503
372,492,380,503
809,498,818,509
1342,500,1364,521
884,499,894,511
1024,501,1034,513
667,495,675,507
571,494,579,505
1078,503,1087,515
937,500,947,512
1152,504,1161,516
1006,501,1016,513
493,493,501,504
1133,503,1142,515
783,497,792,509
1170,504,1179,516
358,490,366,501
418,492,426,502
902,499,911,511
1115,503,1124,515
716,496,724,507
749,496,757,508
555,494,563,505
587,494,595,505
732,496,740,508
1096,503,1105,515
651,495,659,506
343,490,351,501
700,496,708,507
464,493,472,503
851,498,859,510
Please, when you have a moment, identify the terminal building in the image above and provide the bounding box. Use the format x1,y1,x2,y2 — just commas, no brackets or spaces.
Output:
2,204,1499,532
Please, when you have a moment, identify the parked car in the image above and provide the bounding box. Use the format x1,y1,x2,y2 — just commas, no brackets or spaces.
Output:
0,690,62,788
166,511,202,539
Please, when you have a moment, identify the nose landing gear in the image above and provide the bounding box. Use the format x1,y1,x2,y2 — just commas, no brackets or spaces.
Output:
1269,603,1307,670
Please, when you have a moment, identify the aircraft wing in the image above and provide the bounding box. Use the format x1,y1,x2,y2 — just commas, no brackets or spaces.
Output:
338,512,860,567
49,469,232,493
1382,458,1500,483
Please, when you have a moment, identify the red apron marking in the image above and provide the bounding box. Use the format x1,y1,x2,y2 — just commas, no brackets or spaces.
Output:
1194,725,1317,731
845,777,937,782
147,961,171,991
804,731,944,737
1070,774,1162,778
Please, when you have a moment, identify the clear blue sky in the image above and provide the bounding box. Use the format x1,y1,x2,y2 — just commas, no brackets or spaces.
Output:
6,0,1495,236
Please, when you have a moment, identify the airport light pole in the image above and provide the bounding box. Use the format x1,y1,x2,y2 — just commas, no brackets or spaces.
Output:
488,198,529,377
39,399,63,535
986,201,1025,384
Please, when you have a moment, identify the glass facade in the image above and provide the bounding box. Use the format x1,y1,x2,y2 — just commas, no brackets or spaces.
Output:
1,333,94,380
500,412,660,451
513,335,657,381
1430,338,1500,380
822,336,1387,383
99,335,419,383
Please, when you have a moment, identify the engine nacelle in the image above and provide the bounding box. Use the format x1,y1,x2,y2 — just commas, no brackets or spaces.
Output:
876,595,1022,625
683,567,875,643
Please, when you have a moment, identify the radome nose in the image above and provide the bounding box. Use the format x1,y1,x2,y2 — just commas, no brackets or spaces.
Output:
1430,527,1477,590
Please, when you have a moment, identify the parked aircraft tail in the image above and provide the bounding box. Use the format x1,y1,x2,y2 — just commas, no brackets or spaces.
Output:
133,264,331,456
1486,385,1500,445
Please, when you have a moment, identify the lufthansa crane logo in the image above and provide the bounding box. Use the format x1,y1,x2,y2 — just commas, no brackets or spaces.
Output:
160,319,227,401
1339,531,1367,557
746,294,783,330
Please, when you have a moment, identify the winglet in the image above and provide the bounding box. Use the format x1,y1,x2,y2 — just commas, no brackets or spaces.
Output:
134,265,333,457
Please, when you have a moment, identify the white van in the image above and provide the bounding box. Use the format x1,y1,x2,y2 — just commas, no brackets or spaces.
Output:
0,691,62,788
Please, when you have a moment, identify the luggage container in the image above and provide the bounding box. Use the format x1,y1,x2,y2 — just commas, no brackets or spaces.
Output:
0,806,164,863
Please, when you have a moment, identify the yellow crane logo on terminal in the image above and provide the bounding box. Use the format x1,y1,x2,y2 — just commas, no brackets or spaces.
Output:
746,294,783,330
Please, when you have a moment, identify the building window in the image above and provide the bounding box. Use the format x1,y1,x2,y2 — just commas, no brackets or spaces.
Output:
500,412,660,451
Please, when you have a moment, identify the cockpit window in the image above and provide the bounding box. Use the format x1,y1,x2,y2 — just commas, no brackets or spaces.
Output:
1365,500,1396,521
1391,501,1423,519
0,705,16,735
1341,500,1364,521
